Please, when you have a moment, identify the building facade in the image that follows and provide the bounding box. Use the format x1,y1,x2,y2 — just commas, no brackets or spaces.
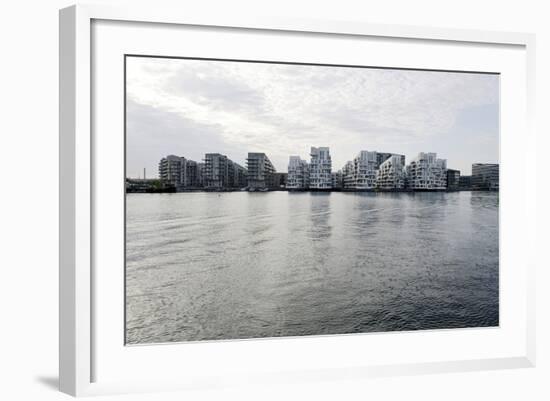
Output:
459,175,472,190
204,153,229,189
228,162,248,189
274,172,288,188
309,147,332,189
184,160,199,188
287,156,309,190
376,152,406,170
376,154,406,190
246,152,277,190
352,150,379,190
159,155,201,189
471,163,499,190
446,169,461,191
331,171,343,189
159,155,183,186
340,151,405,190
158,149,470,193
406,152,447,190
196,162,205,188
203,153,247,190
342,160,355,189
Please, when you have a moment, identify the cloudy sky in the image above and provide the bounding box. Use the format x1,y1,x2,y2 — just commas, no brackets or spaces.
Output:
126,56,499,178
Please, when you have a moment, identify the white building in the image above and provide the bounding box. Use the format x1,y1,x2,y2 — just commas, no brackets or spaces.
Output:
309,147,332,189
406,152,447,190
352,151,378,190
286,156,309,189
342,160,355,189
376,154,406,190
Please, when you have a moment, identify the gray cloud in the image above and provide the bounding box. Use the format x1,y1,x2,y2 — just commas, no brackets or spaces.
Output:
164,68,266,114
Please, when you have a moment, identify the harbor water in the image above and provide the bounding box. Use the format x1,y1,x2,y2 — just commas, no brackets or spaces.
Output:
126,191,499,344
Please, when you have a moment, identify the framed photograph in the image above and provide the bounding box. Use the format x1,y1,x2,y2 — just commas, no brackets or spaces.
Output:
60,4,536,396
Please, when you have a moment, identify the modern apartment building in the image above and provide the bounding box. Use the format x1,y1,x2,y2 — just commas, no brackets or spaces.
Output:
376,152,406,170
376,154,406,190
287,156,309,190
309,147,332,189
246,152,277,190
158,149,476,193
459,175,472,190
274,172,288,188
446,169,461,191
159,155,201,189
204,153,229,189
203,153,247,190
406,152,447,190
351,150,378,190
331,171,343,189
159,155,183,186
342,160,355,189
228,162,248,189
472,163,499,190
340,151,405,190
196,162,205,188
184,160,199,188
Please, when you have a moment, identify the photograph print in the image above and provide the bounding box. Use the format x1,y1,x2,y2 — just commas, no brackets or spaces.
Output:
125,56,499,345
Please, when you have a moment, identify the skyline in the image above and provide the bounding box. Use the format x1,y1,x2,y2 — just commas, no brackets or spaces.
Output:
126,56,499,178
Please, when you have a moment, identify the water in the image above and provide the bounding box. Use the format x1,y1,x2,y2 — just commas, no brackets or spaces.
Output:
125,191,499,344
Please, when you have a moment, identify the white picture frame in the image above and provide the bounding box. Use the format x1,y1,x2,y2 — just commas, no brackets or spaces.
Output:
59,4,536,397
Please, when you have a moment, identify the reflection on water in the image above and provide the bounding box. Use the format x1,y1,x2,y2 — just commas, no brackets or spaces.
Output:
126,191,499,344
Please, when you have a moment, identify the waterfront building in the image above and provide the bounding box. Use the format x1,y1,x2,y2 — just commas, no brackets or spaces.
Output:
406,152,447,190
446,169,461,191
376,154,406,190
287,156,309,190
159,155,201,189
247,152,277,190
203,153,247,190
331,171,343,189
184,160,199,188
376,152,406,170
352,150,378,190
340,151,405,190
197,162,205,188
204,153,229,189
354,150,378,190
472,163,499,190
229,162,248,189
309,147,332,189
342,160,355,189
159,155,183,186
459,175,472,190
274,172,288,188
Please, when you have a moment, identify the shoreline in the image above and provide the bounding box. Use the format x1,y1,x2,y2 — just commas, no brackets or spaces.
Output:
126,188,497,194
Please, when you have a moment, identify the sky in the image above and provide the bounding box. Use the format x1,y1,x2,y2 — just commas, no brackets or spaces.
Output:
126,56,499,178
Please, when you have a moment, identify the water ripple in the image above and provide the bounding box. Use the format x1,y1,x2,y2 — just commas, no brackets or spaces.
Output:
125,191,499,344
